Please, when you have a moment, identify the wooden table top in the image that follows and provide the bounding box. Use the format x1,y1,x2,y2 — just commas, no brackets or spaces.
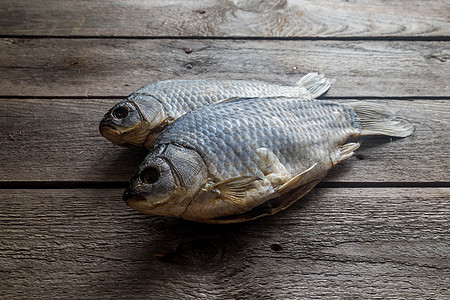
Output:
1,1,449,298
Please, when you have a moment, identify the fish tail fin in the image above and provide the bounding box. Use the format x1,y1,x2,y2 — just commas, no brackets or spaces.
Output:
295,72,331,99
349,102,414,138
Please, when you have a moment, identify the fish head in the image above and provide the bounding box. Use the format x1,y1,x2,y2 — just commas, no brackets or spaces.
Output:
123,144,208,217
99,94,167,149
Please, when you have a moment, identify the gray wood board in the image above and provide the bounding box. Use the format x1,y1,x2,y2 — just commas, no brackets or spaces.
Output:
1,188,449,299
0,0,448,37
0,39,449,97
0,98,448,183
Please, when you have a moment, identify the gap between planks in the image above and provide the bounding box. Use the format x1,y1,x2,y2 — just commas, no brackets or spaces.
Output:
0,182,448,189
1,35,450,41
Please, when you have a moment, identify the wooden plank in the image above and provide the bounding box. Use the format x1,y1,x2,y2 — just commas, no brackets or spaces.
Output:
1,188,448,299
0,98,448,183
0,0,448,37
0,39,449,97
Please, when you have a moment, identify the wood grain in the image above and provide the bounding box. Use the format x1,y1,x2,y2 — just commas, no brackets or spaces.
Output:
0,39,449,97
0,98,448,183
1,0,448,298
0,0,448,37
1,188,448,299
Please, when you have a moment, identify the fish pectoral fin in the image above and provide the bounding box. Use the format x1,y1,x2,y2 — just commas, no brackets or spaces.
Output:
274,162,319,195
210,176,262,206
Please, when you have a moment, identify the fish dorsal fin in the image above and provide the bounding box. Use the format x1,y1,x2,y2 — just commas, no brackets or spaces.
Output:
295,72,331,99
274,162,318,194
209,176,262,205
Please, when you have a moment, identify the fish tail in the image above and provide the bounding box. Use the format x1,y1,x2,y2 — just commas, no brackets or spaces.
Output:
349,102,414,138
295,72,331,99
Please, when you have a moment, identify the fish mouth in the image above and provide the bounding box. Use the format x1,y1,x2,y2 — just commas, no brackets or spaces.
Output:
100,124,117,131
99,118,119,133
124,195,160,215
123,189,179,216
123,191,150,213
99,117,129,133
123,189,146,203
99,122,132,141
99,125,121,141
99,116,113,127
99,125,144,148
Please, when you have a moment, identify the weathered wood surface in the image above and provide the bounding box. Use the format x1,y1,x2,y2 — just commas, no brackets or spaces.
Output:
1,188,449,299
1,39,449,97
1,0,449,298
0,0,448,37
1,98,448,183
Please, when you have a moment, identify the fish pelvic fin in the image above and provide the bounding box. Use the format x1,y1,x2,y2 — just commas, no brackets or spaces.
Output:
295,72,331,99
209,176,262,206
349,102,415,138
266,162,324,215
269,178,322,216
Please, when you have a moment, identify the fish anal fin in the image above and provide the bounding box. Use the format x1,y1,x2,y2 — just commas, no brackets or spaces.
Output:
274,162,318,194
334,141,361,165
268,178,323,216
209,176,261,206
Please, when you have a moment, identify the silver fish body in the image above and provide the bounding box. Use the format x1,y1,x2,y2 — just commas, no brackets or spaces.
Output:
99,73,330,149
124,97,413,223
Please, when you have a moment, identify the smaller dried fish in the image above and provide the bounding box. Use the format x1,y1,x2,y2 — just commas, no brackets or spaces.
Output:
123,97,413,223
99,73,330,149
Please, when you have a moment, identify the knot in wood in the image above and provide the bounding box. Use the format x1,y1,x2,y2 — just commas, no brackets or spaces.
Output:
164,238,224,267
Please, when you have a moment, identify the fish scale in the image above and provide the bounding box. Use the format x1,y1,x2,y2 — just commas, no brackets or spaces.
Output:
143,80,308,119
154,98,358,181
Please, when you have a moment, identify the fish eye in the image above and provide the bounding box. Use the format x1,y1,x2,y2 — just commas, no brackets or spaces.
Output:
112,106,129,120
140,166,160,184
